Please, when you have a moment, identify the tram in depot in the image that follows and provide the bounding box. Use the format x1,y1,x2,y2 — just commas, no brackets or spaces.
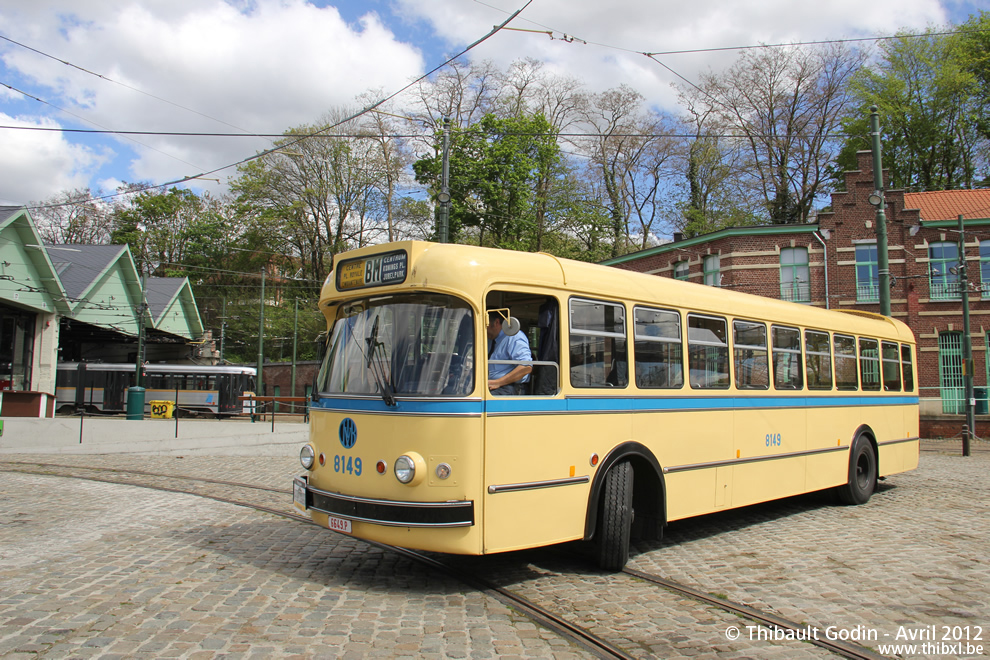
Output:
55,362,257,416
292,241,920,571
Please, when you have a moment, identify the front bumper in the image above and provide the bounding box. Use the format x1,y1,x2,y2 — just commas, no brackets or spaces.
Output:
293,476,474,527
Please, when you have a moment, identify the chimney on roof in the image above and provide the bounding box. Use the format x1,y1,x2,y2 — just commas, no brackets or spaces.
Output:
673,232,683,243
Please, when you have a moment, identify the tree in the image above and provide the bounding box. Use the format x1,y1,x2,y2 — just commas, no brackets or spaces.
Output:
110,187,223,277
233,108,391,283
413,112,564,250
959,11,990,154
836,28,987,191
575,85,681,255
685,44,862,223
31,188,115,245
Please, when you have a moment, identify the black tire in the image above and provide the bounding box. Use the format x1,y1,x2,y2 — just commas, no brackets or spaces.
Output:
837,434,877,505
596,461,633,572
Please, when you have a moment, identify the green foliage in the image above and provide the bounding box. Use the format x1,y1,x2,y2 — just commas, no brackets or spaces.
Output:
837,26,987,191
413,112,564,250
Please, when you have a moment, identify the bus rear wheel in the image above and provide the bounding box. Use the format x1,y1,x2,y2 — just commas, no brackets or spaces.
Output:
837,434,877,505
596,461,633,572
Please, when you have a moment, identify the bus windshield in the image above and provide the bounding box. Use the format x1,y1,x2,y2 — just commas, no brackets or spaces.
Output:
317,293,475,399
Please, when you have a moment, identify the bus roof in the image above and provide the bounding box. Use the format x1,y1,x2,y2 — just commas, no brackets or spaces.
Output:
323,241,914,344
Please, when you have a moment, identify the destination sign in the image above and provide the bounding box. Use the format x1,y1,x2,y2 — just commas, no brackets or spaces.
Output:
336,249,408,291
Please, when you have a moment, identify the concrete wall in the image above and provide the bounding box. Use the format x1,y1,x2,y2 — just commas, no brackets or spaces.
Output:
0,417,307,456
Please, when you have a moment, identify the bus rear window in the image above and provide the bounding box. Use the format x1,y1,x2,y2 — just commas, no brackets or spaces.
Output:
901,345,915,392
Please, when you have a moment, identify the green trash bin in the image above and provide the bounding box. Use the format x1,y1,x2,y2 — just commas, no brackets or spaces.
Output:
126,386,146,420
976,387,988,415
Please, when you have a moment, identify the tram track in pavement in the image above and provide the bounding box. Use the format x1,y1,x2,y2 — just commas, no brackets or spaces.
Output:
0,459,888,660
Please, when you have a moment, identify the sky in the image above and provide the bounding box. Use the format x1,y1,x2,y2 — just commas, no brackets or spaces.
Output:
0,0,984,207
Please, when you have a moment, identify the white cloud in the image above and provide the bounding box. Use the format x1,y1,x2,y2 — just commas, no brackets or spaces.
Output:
0,0,425,202
396,0,950,109
0,0,968,205
0,113,109,205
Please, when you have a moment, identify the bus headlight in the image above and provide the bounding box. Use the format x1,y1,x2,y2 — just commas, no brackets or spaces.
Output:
394,455,415,483
394,452,426,485
299,445,316,470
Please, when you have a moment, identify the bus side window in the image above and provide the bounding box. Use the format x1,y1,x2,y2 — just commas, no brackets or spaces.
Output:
569,298,627,388
859,338,881,391
687,314,729,389
635,307,683,389
834,334,858,390
901,344,915,392
881,341,902,391
733,320,768,390
805,330,832,390
771,325,803,390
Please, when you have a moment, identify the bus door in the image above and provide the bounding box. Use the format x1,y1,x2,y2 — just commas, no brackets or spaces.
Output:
217,374,238,414
483,293,589,553
103,368,129,411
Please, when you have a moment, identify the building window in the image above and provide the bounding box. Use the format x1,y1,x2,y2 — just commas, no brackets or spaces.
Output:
939,332,964,413
929,242,960,300
703,254,720,287
980,240,990,300
855,244,879,303
673,261,689,281
779,247,810,303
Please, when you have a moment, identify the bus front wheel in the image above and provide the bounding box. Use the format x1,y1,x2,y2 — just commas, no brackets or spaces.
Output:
837,435,877,505
596,461,633,572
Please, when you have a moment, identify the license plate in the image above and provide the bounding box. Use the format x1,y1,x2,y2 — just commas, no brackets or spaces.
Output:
327,515,352,534
292,479,307,509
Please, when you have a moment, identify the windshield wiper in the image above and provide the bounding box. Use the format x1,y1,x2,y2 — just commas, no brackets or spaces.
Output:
365,316,396,406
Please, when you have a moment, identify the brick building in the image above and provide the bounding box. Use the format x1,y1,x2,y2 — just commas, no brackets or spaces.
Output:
602,151,990,439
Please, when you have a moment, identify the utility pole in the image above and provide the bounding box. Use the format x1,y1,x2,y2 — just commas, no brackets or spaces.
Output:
291,297,298,398
135,274,148,386
257,267,265,396
219,297,226,363
126,274,148,420
869,106,891,317
437,117,451,243
958,214,974,457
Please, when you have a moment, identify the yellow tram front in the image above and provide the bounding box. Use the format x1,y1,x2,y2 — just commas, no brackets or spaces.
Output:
293,242,489,555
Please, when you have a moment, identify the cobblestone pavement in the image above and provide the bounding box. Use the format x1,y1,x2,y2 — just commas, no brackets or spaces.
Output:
0,446,987,659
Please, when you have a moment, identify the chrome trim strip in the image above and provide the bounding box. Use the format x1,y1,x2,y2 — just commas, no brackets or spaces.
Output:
877,436,921,446
312,408,483,417
487,475,590,494
307,484,468,508
663,445,849,474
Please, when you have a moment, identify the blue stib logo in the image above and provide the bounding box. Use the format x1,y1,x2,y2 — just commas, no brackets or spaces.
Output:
339,418,357,449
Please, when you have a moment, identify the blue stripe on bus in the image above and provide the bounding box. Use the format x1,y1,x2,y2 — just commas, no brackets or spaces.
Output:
310,394,919,415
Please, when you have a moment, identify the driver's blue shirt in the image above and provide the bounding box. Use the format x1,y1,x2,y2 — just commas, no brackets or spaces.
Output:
489,330,531,382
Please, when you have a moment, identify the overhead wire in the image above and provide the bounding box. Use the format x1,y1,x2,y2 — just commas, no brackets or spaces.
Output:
15,1,533,212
